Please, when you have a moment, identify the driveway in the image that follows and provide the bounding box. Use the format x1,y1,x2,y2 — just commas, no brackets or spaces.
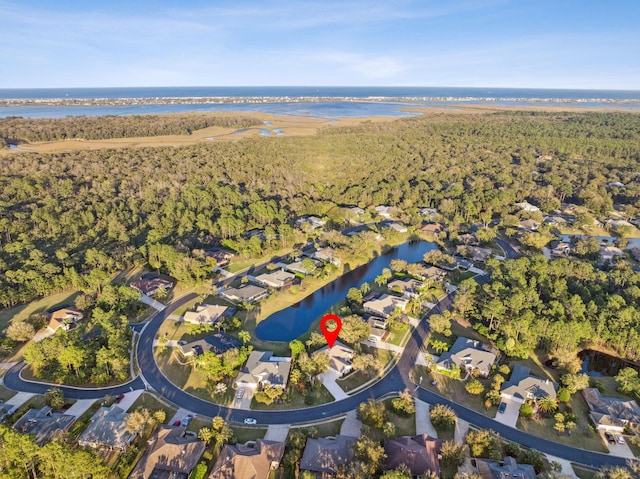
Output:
602,432,636,459
233,386,255,410
494,397,520,427
415,399,438,437
65,398,97,418
318,369,348,400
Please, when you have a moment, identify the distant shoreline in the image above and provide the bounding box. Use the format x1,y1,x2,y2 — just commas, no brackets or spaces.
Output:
2,95,640,108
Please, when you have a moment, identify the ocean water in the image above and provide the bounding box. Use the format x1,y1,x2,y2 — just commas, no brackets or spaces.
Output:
1,86,639,118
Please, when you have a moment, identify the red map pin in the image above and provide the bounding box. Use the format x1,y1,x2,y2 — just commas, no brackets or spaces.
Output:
320,314,342,349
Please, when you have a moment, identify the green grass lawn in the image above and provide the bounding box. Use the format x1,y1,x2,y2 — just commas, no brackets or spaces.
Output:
0,384,17,402
516,394,608,453
287,417,345,439
0,289,80,331
251,384,334,410
232,426,268,443
387,324,410,347
365,399,416,442
336,347,395,394
448,270,478,285
127,391,178,419
420,370,494,415
572,464,599,479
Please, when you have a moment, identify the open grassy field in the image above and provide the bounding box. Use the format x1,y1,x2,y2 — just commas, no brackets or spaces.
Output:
0,289,80,331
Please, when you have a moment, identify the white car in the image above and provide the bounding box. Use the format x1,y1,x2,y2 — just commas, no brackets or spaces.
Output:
236,388,245,399
243,417,257,425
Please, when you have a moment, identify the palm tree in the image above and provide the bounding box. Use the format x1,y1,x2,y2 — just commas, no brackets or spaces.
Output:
536,395,558,415
360,282,371,295
238,330,251,345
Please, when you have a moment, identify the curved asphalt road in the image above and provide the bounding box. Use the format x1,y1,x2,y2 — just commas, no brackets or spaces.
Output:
4,292,628,467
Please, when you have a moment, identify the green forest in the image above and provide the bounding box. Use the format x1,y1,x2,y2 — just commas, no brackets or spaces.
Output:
0,110,639,310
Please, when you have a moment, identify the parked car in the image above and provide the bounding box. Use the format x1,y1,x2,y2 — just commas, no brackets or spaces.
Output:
243,418,257,425
605,432,616,444
178,340,187,345
498,402,507,414
615,434,625,444
182,415,193,426
114,394,125,404
173,420,181,427
236,388,245,399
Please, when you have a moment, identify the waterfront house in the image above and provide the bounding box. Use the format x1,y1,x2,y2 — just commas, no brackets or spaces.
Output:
435,337,497,378
209,440,285,479
388,278,423,298
317,341,354,376
550,241,572,257
309,247,341,266
220,284,269,304
249,269,295,289
363,293,408,318
129,425,205,479
420,222,444,237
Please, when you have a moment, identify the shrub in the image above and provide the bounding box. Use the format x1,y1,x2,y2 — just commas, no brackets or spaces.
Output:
519,402,534,418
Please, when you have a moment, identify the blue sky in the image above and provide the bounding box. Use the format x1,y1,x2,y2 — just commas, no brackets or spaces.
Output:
1,0,639,89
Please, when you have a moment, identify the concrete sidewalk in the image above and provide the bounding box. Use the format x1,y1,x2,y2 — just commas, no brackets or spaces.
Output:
340,410,362,436
361,339,404,354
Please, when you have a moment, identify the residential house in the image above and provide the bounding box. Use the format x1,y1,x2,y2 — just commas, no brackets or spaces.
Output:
383,435,441,477
517,219,540,231
295,216,326,230
607,181,625,188
435,337,498,378
129,425,205,479
367,316,388,342
78,405,136,451
458,233,479,246
204,248,236,267
382,221,408,233
220,284,269,304
457,245,491,263
13,407,75,445
362,294,408,318
388,278,423,298
544,215,568,227
419,207,438,219
183,304,233,326
130,275,174,297
514,201,540,213
235,351,292,389
47,307,83,333
475,456,536,479
599,245,624,264
317,341,354,376
310,247,341,266
243,229,266,240
420,222,444,237
300,435,357,478
347,206,366,218
423,266,447,282
375,205,394,218
500,365,557,405
550,241,572,257
249,269,295,289
582,388,640,432
179,334,240,358
209,440,285,479
276,258,320,276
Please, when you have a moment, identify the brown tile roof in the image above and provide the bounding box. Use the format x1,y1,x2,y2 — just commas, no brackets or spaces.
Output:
209,440,285,479
129,425,205,479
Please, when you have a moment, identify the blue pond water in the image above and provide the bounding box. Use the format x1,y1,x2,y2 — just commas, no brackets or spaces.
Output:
255,240,437,342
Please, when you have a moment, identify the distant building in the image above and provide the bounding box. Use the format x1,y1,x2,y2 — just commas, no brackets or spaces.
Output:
309,247,341,266
295,216,326,230
382,221,408,233
204,248,236,267
436,337,498,378
220,284,269,303
13,407,75,445
550,241,572,257
420,222,444,237
209,440,285,479
300,435,357,478
419,207,438,219
375,205,394,218
599,245,624,263
517,219,540,232
129,425,205,479
514,201,540,213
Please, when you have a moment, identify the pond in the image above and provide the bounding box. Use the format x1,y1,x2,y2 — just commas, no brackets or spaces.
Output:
255,240,437,342
579,349,640,377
